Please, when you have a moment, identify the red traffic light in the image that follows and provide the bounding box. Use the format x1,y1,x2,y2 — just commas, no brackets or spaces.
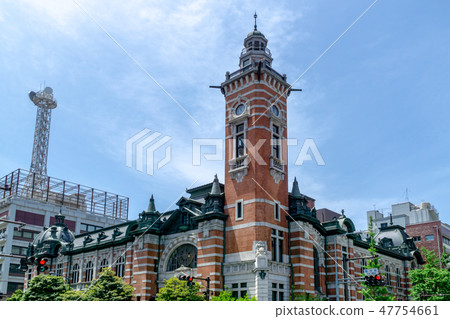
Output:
188,277,193,282
39,259,47,265
375,275,381,280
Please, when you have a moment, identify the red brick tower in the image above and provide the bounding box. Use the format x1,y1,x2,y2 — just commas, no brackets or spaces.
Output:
220,16,292,300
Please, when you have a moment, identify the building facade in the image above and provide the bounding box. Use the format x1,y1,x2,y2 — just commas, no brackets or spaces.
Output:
23,24,424,301
368,201,450,263
0,169,128,299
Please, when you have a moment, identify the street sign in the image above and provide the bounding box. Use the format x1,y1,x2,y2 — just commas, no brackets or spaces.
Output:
364,268,379,276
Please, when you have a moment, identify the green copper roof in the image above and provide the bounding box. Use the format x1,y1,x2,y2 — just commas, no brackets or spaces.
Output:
210,174,221,195
247,30,265,37
291,177,301,197
147,194,156,213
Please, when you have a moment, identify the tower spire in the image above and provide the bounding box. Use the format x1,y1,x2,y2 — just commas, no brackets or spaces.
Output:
210,174,221,195
147,194,156,213
254,12,257,31
291,177,301,197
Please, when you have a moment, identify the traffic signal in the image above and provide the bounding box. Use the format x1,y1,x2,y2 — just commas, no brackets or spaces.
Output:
375,275,385,286
37,258,48,273
365,275,372,286
178,275,194,286
19,258,28,272
365,275,385,286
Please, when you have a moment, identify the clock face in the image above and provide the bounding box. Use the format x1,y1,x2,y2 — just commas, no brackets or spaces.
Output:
235,104,245,116
272,105,280,117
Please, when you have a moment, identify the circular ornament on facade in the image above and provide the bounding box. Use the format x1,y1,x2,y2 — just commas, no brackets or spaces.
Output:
235,104,246,116
272,105,280,117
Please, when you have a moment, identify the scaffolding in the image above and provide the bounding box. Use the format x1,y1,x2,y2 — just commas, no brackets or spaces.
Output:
0,169,128,221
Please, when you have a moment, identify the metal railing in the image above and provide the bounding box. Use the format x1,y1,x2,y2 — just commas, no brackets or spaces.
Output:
241,47,272,56
227,61,286,82
0,169,128,221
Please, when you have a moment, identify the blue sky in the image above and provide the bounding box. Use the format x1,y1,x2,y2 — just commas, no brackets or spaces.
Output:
1,0,449,230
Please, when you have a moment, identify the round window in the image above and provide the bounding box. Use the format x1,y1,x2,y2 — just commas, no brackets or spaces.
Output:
235,104,245,116
272,105,280,117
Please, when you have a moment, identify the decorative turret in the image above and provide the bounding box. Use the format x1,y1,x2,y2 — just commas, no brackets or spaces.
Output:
147,194,156,213
138,194,160,227
291,177,301,197
203,175,224,215
27,211,75,259
210,174,221,195
289,177,317,218
239,13,273,69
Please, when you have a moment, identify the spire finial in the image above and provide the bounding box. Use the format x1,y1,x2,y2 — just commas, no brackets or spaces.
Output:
254,12,258,31
210,174,221,195
291,177,301,197
147,194,156,213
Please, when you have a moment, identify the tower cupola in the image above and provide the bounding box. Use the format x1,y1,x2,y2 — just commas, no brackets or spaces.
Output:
239,13,273,68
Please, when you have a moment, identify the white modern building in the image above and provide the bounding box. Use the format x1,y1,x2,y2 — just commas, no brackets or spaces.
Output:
367,201,450,266
0,168,129,299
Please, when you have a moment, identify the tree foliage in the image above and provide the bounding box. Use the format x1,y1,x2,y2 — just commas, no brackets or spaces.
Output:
289,286,325,301
359,217,395,301
156,277,205,301
410,247,450,301
211,288,257,301
7,289,24,301
81,268,133,301
7,275,71,301
7,268,133,301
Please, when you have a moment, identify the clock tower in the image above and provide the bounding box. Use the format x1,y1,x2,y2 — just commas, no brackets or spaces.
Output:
220,15,292,300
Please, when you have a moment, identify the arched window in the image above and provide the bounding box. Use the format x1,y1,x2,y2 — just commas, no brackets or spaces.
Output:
313,247,320,291
56,263,63,277
71,264,80,284
115,256,125,277
99,258,109,273
166,244,197,271
85,261,94,282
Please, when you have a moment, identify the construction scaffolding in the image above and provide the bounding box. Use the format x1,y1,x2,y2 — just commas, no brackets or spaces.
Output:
0,169,128,221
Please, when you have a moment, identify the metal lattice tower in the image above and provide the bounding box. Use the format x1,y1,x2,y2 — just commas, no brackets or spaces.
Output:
24,87,57,194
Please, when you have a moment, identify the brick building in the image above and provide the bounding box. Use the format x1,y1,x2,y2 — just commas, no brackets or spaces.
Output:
23,22,424,301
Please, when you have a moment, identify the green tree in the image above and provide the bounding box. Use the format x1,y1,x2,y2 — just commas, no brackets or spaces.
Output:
410,248,450,301
8,275,71,301
156,277,205,301
211,288,257,301
359,217,395,301
6,289,24,301
7,268,133,301
59,289,85,301
289,286,325,301
81,268,133,301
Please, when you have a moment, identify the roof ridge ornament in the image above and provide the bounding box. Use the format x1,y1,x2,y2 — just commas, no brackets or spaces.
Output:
254,12,258,31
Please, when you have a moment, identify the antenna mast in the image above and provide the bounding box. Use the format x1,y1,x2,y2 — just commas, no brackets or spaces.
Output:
24,87,57,195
